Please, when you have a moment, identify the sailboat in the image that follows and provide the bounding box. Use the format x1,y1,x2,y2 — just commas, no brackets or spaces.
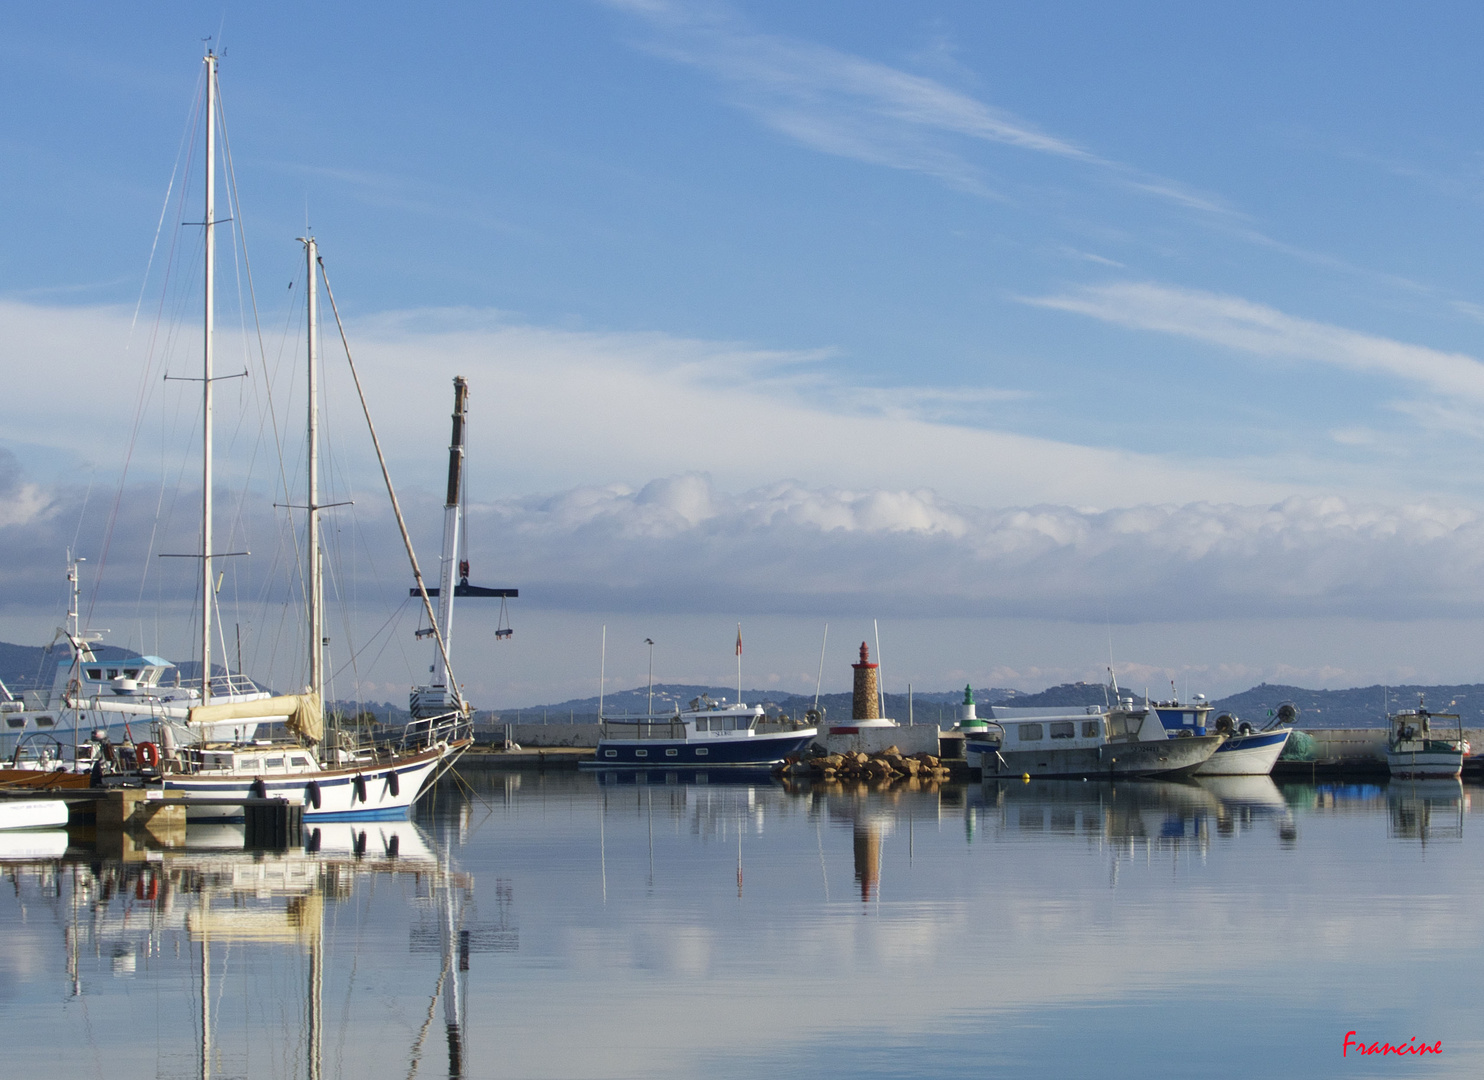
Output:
136,53,470,819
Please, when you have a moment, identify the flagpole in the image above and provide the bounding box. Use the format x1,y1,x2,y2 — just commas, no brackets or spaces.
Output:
736,622,742,705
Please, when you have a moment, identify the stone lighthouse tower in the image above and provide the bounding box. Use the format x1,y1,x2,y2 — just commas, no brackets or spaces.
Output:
852,642,881,720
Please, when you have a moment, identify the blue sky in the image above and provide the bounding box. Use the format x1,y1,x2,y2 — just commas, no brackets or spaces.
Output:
5,2,1484,706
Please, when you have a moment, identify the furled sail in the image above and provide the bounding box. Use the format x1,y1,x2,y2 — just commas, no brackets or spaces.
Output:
187,692,323,744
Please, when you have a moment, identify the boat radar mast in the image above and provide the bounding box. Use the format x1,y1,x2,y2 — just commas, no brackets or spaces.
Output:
409,376,517,719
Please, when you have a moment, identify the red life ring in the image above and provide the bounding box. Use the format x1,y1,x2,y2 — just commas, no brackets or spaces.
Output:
136,742,160,769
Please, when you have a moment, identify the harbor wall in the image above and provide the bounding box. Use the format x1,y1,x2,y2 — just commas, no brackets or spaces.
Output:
1300,727,1483,763
478,721,941,755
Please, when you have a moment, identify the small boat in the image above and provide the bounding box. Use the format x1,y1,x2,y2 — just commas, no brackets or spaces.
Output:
585,696,816,768
1386,702,1467,780
1130,683,1293,776
967,701,1224,779
0,799,70,830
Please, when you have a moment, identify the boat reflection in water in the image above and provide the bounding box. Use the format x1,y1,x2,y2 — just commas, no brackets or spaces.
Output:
977,776,1300,857
1387,778,1467,844
1,818,482,1080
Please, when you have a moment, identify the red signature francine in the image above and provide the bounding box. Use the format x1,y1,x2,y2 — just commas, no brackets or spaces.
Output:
1343,1031,1441,1057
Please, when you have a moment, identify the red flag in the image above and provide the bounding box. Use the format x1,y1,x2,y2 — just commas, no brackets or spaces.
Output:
735,625,743,656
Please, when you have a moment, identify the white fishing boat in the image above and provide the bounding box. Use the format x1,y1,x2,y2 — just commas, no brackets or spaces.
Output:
967,701,1224,779
1144,691,1293,776
1386,702,1467,780
130,55,475,819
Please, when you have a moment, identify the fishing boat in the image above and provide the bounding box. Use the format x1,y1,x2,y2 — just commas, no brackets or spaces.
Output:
1386,702,1467,780
966,701,1224,779
1144,692,1293,776
586,696,816,768
131,54,474,819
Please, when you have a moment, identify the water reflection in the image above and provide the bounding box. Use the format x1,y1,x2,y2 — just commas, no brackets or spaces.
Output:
6,772,1484,1080
1387,779,1467,844
2,818,475,1080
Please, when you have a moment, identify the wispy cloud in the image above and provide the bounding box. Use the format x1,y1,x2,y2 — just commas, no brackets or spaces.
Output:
600,0,1230,214
1026,280,1484,405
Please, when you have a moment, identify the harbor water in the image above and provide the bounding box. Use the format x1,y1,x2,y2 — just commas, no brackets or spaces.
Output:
4,771,1482,1078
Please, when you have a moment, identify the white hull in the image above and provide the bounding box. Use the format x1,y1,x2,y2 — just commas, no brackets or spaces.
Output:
0,799,70,830
161,742,464,821
1194,729,1290,775
1387,749,1462,780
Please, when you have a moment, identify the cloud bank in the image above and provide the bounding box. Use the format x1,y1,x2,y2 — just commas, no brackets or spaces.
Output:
482,474,1484,621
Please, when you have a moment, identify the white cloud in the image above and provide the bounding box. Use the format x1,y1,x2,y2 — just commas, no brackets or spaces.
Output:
483,476,1484,621
1027,280,1484,405
600,0,1229,213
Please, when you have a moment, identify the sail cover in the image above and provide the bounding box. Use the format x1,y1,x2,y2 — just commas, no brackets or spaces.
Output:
187,692,324,744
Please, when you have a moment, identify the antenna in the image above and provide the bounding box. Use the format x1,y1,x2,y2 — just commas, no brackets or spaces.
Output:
873,619,884,719
813,623,828,712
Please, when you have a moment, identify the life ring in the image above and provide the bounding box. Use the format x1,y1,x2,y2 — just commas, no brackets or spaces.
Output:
136,742,160,769
249,778,267,800
353,774,367,803
305,781,322,810
385,770,400,797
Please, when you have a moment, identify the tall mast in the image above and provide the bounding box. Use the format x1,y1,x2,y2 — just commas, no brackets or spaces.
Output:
429,376,468,697
201,50,217,707
304,237,323,708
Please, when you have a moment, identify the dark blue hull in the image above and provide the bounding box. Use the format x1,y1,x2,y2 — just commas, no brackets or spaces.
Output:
584,730,815,768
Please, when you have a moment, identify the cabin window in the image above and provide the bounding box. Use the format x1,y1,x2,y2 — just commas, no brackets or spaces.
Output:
1082,721,1101,738
695,719,709,732
1049,722,1075,739
635,749,648,758
604,750,617,758
5,717,24,728
36,716,55,728
1017,723,1043,741
695,748,709,756
238,757,259,771
86,668,102,680
665,749,678,757
264,757,285,768
107,669,119,679
291,756,312,767
124,669,140,679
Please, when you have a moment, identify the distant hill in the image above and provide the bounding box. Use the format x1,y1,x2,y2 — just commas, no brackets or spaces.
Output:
1207,683,1484,728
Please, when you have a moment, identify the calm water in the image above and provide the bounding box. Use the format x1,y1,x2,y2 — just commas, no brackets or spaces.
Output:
4,771,1482,1079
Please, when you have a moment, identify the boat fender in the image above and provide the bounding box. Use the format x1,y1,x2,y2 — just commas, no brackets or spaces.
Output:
385,770,400,797
249,778,267,800
136,741,160,769
305,780,322,810
1238,722,1253,736
353,773,367,803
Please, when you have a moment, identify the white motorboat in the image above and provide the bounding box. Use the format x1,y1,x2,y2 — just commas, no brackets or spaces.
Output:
0,799,70,831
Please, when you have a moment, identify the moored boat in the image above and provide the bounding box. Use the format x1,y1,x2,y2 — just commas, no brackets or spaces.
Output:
966,701,1224,779
586,697,816,768
1386,703,1467,780
0,799,70,831
1144,691,1292,776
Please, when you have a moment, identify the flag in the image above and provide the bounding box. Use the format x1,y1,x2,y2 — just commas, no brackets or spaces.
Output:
735,625,743,656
